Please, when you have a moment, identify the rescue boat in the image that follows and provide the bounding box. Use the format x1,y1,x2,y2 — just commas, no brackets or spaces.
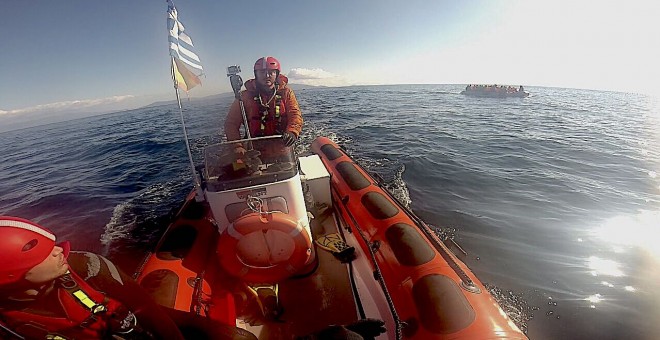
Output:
134,135,527,339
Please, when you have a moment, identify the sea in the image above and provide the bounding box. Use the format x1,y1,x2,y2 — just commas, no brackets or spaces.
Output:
1,84,659,340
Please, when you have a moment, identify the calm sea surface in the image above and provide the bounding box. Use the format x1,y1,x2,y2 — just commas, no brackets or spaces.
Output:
1,85,659,339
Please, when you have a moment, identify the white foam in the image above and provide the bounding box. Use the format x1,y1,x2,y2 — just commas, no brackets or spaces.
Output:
100,201,135,245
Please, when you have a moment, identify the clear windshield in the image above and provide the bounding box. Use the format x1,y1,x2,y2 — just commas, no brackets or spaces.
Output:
204,136,297,192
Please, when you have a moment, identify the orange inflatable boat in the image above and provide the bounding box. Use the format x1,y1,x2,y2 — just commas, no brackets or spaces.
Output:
135,135,527,339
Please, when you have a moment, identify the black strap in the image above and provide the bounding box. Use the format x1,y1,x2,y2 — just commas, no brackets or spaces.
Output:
0,320,26,340
56,274,107,315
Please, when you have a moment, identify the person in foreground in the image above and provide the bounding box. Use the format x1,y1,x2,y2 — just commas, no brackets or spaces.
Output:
224,56,303,153
0,215,375,340
0,216,185,340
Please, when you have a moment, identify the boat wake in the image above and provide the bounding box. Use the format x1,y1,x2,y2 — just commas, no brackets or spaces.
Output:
485,284,534,334
381,163,412,209
100,201,135,245
100,179,189,250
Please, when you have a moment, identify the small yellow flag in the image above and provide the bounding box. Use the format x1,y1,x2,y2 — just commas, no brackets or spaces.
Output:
172,58,202,92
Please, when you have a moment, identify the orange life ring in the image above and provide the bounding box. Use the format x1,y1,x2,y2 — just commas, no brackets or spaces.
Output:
217,211,312,283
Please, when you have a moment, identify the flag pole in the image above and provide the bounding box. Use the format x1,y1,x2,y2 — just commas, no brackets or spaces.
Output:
171,57,204,201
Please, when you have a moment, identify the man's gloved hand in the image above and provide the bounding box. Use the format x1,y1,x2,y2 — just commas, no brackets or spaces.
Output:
234,146,247,156
282,132,298,147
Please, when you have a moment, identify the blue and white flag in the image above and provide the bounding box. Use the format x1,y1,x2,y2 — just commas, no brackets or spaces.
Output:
167,0,203,90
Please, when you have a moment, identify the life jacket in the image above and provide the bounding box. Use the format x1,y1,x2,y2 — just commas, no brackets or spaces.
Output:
245,83,288,137
0,270,137,339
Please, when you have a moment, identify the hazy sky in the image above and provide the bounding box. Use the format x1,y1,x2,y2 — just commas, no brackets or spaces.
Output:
2,0,659,115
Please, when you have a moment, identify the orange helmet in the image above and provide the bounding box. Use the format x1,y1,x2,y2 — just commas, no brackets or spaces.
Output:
254,56,281,72
0,216,66,285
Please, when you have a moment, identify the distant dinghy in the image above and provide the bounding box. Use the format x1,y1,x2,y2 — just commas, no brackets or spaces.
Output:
461,84,530,98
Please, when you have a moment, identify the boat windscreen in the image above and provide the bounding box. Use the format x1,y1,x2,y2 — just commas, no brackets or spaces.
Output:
204,136,297,192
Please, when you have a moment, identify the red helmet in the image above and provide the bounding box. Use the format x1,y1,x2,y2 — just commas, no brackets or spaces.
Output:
254,56,281,72
0,216,58,285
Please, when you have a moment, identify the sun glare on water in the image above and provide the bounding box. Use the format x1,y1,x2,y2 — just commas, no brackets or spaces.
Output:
580,211,659,308
587,256,624,277
592,211,660,258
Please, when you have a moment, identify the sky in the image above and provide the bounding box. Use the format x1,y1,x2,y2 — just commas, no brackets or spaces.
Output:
1,0,659,119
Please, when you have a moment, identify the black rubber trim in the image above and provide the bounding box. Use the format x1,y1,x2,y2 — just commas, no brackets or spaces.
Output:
386,223,435,266
321,144,343,160
336,161,371,191
140,269,179,308
412,274,476,334
361,192,399,220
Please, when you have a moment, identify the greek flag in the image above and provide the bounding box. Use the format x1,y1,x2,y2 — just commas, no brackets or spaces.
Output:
167,0,202,90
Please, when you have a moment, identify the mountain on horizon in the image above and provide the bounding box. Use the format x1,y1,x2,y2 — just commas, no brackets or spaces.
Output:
142,83,326,108
0,84,327,134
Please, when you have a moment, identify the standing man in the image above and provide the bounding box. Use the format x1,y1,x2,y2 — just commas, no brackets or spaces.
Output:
0,216,185,340
224,56,303,152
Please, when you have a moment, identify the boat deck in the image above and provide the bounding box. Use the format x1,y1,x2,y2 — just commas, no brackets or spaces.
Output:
240,208,361,338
